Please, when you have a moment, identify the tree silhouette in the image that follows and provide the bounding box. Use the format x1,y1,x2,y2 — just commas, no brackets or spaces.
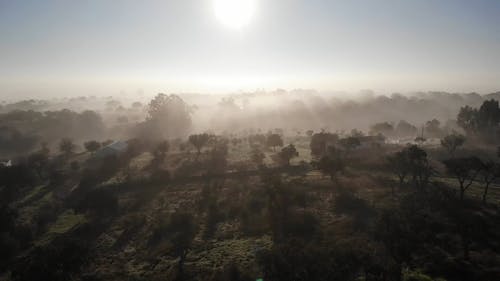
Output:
395,120,417,137
278,144,299,166
389,145,432,190
478,99,500,129
84,140,101,154
151,140,169,169
479,161,500,204
27,143,50,179
146,93,192,138
250,146,266,167
101,139,113,147
370,122,394,137
442,157,483,201
386,150,411,192
425,119,442,138
339,136,361,152
266,134,283,151
149,211,197,278
59,138,75,156
309,132,338,158
440,134,465,157
314,146,345,182
406,145,432,189
207,141,229,174
189,133,211,160
457,99,500,142
457,105,478,134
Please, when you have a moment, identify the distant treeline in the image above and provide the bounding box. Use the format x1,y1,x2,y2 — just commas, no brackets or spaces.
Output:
0,110,105,155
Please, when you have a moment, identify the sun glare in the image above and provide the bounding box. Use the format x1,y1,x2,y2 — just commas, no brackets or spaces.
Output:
214,0,257,29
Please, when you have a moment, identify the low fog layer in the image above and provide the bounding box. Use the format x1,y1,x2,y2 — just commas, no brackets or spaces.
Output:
1,90,499,157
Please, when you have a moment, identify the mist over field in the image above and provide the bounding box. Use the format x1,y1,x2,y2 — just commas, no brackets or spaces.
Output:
2,90,499,147
2,0,500,280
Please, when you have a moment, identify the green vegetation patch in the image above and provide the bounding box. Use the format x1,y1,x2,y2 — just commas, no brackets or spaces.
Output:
36,209,87,245
191,236,272,271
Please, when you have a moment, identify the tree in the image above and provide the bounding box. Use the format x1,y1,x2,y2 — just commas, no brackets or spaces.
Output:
370,122,394,137
389,145,433,190
406,145,433,189
442,157,483,200
310,132,338,158
266,134,283,151
350,129,364,137
145,93,192,138
386,150,411,192
149,212,197,277
457,105,478,134
101,139,113,147
477,99,500,129
457,100,500,140
305,130,314,137
424,119,442,138
277,144,299,166
479,161,500,204
395,120,417,137
313,146,345,182
261,173,291,242
151,140,169,169
440,134,465,157
28,143,50,179
77,110,105,137
59,138,75,156
250,146,266,167
207,141,229,174
0,126,39,155
84,140,101,154
338,136,361,152
189,133,211,159
374,209,416,281
0,164,36,204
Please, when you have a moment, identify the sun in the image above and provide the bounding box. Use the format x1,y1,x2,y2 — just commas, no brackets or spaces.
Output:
214,0,257,29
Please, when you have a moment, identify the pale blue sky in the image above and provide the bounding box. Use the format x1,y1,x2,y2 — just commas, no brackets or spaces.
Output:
1,0,500,96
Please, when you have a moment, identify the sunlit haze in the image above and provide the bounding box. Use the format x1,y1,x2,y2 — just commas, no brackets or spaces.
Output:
1,0,499,97
214,0,256,29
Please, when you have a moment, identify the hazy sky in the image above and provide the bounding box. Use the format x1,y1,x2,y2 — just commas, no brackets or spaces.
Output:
1,0,500,97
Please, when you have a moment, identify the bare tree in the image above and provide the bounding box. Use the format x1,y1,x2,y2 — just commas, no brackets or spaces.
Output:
480,161,500,204
386,150,411,193
443,157,483,201
388,145,432,191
